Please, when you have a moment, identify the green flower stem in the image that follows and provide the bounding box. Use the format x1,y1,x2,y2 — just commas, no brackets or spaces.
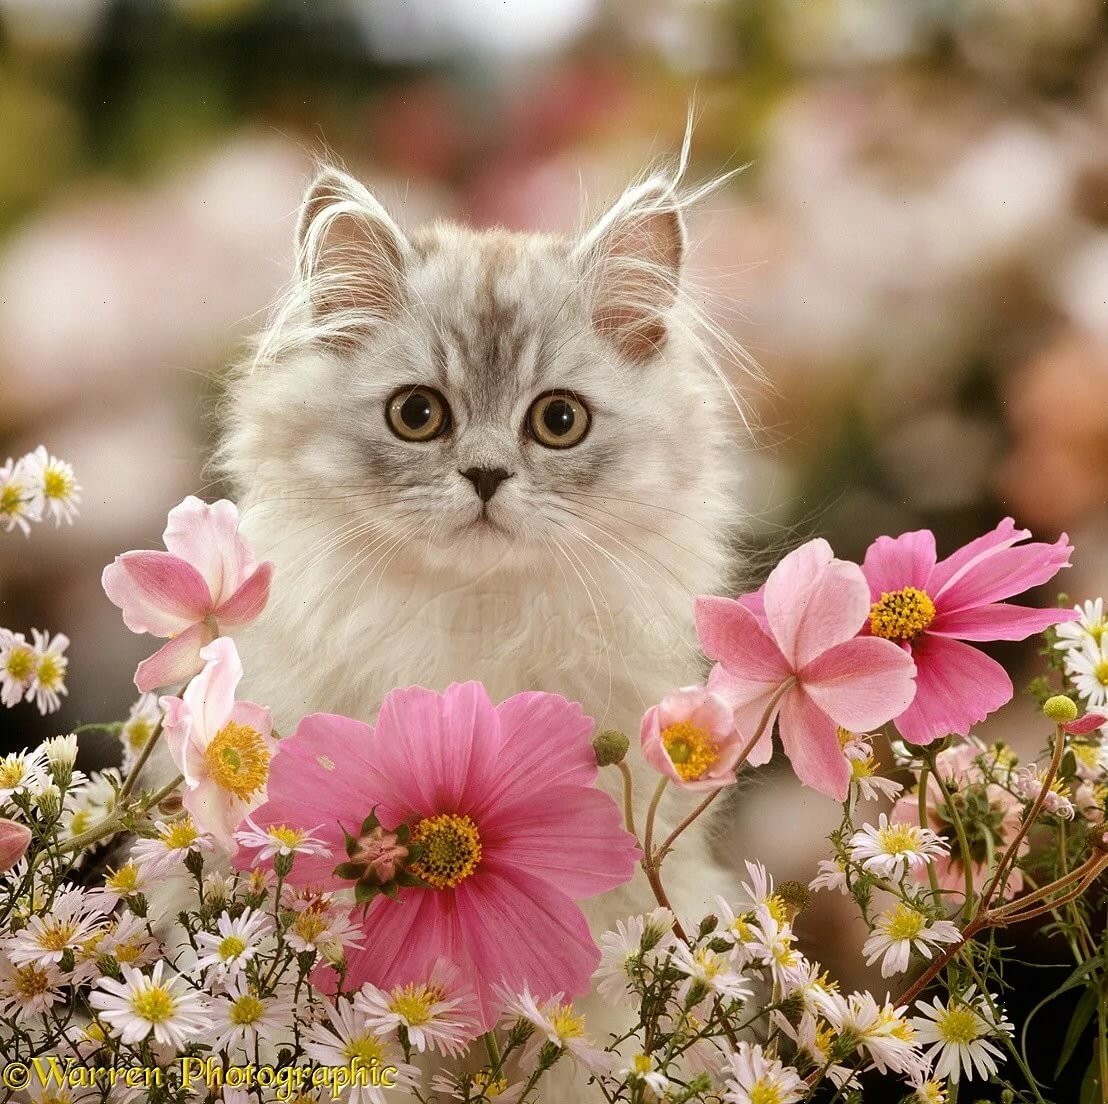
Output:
926,750,976,919
616,760,638,839
117,719,164,801
917,763,942,899
62,772,184,854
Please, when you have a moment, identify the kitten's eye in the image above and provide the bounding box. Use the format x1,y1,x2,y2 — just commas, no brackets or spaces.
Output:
528,392,590,449
386,386,450,442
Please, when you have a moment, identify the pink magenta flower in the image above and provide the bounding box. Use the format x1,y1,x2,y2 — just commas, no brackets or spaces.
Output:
641,686,744,791
102,496,274,692
239,681,639,1029
861,519,1077,745
160,637,275,850
695,539,917,801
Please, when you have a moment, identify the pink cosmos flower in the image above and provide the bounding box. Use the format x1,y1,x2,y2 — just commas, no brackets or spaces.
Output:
695,539,917,801
861,519,1077,745
641,686,744,791
102,496,274,692
239,681,639,1029
160,637,275,850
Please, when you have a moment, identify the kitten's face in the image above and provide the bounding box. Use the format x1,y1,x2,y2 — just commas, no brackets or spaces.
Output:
230,170,732,581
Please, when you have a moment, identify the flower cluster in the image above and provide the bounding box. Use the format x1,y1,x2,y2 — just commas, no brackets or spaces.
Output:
2,492,1105,1103
0,446,80,535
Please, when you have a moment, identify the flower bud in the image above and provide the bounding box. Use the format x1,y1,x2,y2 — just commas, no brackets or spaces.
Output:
0,818,31,871
1043,695,1079,724
45,734,78,788
593,729,630,767
776,880,812,922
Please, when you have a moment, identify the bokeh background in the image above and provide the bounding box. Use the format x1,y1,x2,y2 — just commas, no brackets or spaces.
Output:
1,1,1107,1098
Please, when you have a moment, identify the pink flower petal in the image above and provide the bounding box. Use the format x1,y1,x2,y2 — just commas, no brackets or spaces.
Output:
933,532,1073,614
800,636,917,732
1066,714,1108,735
160,694,205,787
861,530,937,599
480,785,639,897
162,496,256,607
182,637,243,744
929,602,1079,641
926,517,1028,595
372,683,503,817
776,688,850,800
455,863,600,1029
134,621,215,692
763,540,871,668
215,561,275,627
182,784,251,852
695,597,791,681
892,635,1013,745
706,665,778,767
102,551,212,636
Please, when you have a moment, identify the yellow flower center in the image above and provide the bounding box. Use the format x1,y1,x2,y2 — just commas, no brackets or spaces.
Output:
161,818,200,850
389,983,439,1026
750,1084,785,1104
936,1005,982,1046
130,984,177,1024
37,919,80,951
125,719,153,751
344,1036,384,1067
0,758,28,788
851,755,878,779
1095,661,1108,687
114,940,145,965
292,911,327,943
13,962,53,999
269,825,308,848
36,653,64,690
42,466,73,501
876,823,924,855
884,904,926,941
869,586,937,642
660,720,719,781
4,647,35,681
475,1072,510,1097
229,993,265,1025
106,861,141,895
0,484,23,515
409,814,482,890
218,935,248,961
549,1004,586,1041
204,722,270,800
68,809,93,836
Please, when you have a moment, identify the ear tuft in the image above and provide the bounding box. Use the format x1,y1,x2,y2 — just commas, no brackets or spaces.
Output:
577,179,685,362
296,167,409,346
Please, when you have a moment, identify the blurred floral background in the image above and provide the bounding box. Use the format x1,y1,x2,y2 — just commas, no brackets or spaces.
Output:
1,0,1107,1096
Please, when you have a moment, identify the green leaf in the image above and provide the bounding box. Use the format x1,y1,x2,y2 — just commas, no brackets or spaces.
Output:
1081,1054,1102,1104
1056,988,1097,1079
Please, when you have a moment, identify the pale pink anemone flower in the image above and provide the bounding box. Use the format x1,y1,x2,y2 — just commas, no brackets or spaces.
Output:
102,496,274,692
641,686,744,791
695,539,917,801
892,739,1027,900
160,637,275,850
239,681,639,1029
860,519,1077,745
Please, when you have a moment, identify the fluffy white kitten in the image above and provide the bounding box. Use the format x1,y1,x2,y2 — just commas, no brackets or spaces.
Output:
219,159,746,1099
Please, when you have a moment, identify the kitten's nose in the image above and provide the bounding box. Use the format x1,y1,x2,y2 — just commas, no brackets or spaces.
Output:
460,467,513,503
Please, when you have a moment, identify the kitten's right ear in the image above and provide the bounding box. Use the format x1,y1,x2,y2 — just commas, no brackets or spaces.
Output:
296,168,409,343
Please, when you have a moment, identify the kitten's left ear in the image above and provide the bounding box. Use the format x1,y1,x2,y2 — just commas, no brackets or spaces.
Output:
575,178,685,363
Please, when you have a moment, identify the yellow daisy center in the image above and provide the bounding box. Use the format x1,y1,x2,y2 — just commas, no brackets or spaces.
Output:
389,983,438,1026
37,919,80,951
884,904,926,941
42,466,73,501
0,484,23,515
204,722,270,800
4,646,35,681
291,911,327,943
13,962,53,999
851,755,878,779
125,719,153,751
876,823,924,855
218,935,247,961
549,1004,586,1040
106,861,141,895
660,720,719,781
114,940,145,965
269,825,308,848
936,1005,981,1045
1095,660,1108,687
869,586,937,642
161,818,200,850
130,984,177,1024
475,1072,510,1096
750,1084,786,1104
229,993,265,1025
409,814,482,890
36,653,63,690
344,1035,384,1067
68,809,93,836
0,759,28,789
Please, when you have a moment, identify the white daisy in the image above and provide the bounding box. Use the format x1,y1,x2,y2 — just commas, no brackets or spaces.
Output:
743,910,805,989
90,960,211,1049
131,816,214,876
1055,598,1107,655
213,976,294,1054
0,954,65,1016
724,1040,805,1104
1066,637,1108,709
89,859,150,911
26,630,69,715
824,990,923,1077
905,1072,948,1103
1014,766,1076,819
0,632,40,709
498,982,612,1075
5,887,106,967
304,997,420,1104
355,959,478,1057
847,749,904,802
862,903,962,977
0,454,43,535
773,1009,858,1091
671,942,753,1003
849,815,949,879
285,899,362,958
103,911,159,970
617,1053,672,1097
194,907,273,982
736,859,789,921
22,446,80,527
234,815,331,862
809,857,850,895
61,768,120,842
912,986,1013,1082
594,909,675,1003
0,745,49,804
119,693,162,772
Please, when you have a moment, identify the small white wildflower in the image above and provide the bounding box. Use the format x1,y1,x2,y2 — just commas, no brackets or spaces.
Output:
1055,599,1107,656
131,816,213,876
119,693,162,772
23,446,80,526
809,857,850,895
5,887,106,967
862,903,962,977
498,982,612,1075
671,942,753,1002
194,907,273,982
0,454,43,535
724,1040,805,1104
0,632,40,709
213,976,294,1054
824,990,923,1077
1015,766,1076,819
912,986,1013,1082
234,815,331,861
0,954,66,1016
849,815,949,879
0,746,49,804
594,909,675,1003
26,630,69,714
90,960,211,1049
1066,637,1108,709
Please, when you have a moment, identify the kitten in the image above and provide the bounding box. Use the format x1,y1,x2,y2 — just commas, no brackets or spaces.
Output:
219,159,747,1098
